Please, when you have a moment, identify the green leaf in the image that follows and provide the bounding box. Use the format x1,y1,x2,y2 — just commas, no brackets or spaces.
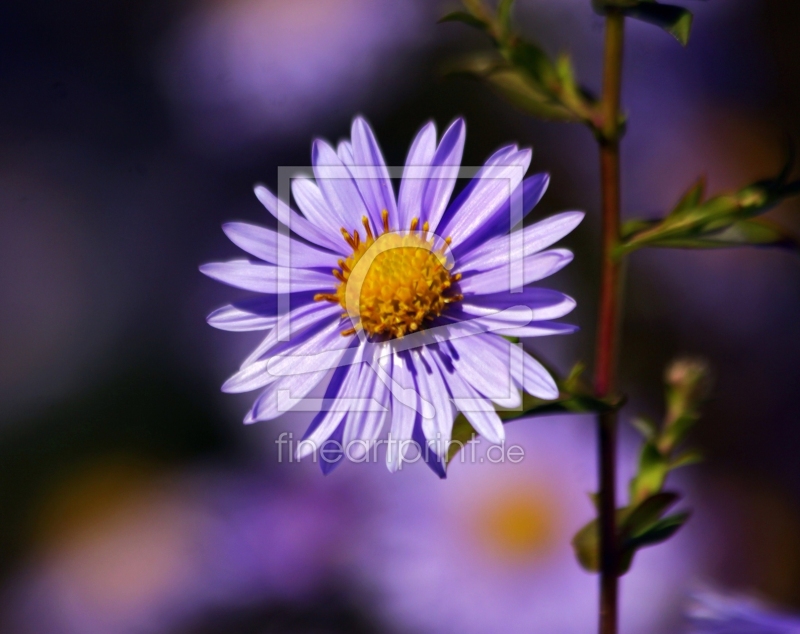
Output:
572,518,602,572
629,443,669,503
669,449,703,470
693,218,799,249
618,164,800,256
447,415,478,463
621,491,680,539
497,0,515,36
485,67,580,122
627,4,693,46
443,54,581,122
438,11,488,31
508,40,555,85
592,1,693,46
672,176,706,214
627,511,691,549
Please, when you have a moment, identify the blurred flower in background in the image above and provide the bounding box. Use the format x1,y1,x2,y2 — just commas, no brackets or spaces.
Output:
355,415,712,634
687,588,800,634
160,0,431,151
0,459,363,634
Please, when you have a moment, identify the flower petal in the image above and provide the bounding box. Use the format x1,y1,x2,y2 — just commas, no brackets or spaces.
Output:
457,249,574,295
199,260,334,294
414,346,455,453
222,222,338,269
458,211,584,272
207,295,289,332
453,173,551,258
291,178,348,239
254,184,345,253
431,351,504,445
412,415,446,479
387,350,419,472
244,322,350,422
239,301,342,369
434,144,518,233
397,120,436,231
312,139,369,230
482,334,559,400
438,148,531,249
421,118,465,232
343,347,390,450
459,287,577,321
437,330,521,409
470,319,578,338
299,343,366,457
337,140,355,166
222,312,343,393
350,117,397,230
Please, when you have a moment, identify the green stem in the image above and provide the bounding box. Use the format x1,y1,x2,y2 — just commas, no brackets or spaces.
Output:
595,10,625,634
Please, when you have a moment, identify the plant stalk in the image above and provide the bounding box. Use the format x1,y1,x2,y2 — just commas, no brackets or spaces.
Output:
595,9,625,634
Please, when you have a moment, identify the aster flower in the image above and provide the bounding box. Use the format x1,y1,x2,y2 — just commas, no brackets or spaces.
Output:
201,116,583,473
687,589,800,634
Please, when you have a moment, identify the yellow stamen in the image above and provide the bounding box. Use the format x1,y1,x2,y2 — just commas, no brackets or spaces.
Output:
362,216,374,240
314,293,339,303
340,228,355,249
331,211,462,339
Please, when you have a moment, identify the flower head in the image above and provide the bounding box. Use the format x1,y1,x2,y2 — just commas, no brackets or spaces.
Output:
201,117,583,474
353,417,709,633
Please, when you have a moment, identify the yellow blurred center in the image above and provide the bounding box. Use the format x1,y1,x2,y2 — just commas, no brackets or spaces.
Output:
475,487,558,562
315,211,462,339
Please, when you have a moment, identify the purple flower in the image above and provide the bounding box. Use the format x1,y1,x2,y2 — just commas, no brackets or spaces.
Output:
202,117,583,474
687,589,800,633
351,416,710,633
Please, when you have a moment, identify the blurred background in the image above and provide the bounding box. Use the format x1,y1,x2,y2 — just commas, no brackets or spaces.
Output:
1,0,799,632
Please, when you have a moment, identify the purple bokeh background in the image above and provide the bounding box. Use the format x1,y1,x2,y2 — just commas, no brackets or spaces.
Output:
1,0,799,631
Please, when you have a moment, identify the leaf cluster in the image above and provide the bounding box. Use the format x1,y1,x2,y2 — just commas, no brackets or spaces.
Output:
571,358,710,574
440,1,602,130
440,0,695,138
619,162,800,256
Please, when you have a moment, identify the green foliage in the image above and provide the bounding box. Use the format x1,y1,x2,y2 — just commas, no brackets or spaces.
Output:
446,363,622,464
592,0,693,45
440,0,603,130
572,491,691,574
618,164,800,256
571,358,708,574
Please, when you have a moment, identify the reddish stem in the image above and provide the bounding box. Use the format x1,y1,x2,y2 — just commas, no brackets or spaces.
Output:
595,10,625,634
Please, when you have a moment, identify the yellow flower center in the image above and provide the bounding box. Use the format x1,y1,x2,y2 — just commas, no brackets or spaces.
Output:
473,485,559,563
315,211,462,339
